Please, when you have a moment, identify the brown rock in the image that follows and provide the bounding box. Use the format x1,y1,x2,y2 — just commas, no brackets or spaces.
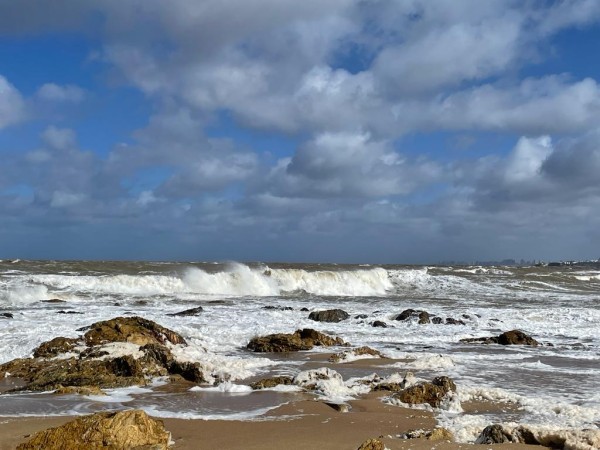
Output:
329,346,384,363
17,410,171,450
247,328,346,353
461,329,539,346
475,424,512,444
418,311,430,324
250,376,294,390
33,337,80,358
54,385,105,396
394,376,456,408
428,427,454,441
357,438,385,450
84,316,187,347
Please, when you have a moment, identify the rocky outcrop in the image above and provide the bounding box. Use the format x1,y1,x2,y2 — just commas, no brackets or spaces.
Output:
33,337,79,358
371,320,388,328
308,309,349,323
17,410,171,450
84,316,187,346
250,376,294,390
0,316,208,392
329,346,384,363
461,330,539,346
393,376,456,408
247,328,347,352
167,306,204,316
356,438,385,450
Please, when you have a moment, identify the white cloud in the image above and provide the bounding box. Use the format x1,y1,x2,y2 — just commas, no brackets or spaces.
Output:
37,83,86,103
0,75,26,129
50,190,86,208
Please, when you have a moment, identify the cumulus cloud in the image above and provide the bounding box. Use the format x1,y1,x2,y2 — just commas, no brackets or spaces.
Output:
37,83,86,103
0,75,26,129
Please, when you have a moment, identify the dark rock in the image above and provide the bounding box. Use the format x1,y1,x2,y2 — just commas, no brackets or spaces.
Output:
134,300,148,306
308,309,349,323
250,376,294,390
16,410,171,450
247,328,347,352
355,314,369,319
262,305,293,311
84,316,187,346
41,299,66,303
168,360,206,383
57,310,83,315
394,309,416,321
497,330,539,346
167,306,204,317
461,329,539,346
418,311,430,324
33,337,80,358
300,307,309,312
1,312,13,319
475,424,512,444
512,426,540,445
431,317,443,324
445,317,465,325
432,375,456,392
372,320,388,328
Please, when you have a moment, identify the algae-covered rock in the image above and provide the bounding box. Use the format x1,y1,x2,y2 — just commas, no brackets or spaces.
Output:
17,410,171,450
357,438,385,450
247,328,347,352
84,316,187,346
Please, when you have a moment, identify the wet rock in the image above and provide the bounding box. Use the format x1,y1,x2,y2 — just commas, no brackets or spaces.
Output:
393,375,456,408
371,320,388,328
329,346,384,363
475,424,512,444
0,317,209,392
357,438,385,450
431,316,443,324
324,402,351,412
497,330,539,346
394,309,416,321
41,299,66,303
401,428,454,441
308,308,349,323
418,311,430,324
247,328,347,353
1,312,13,318
57,310,83,315
445,317,465,325
262,305,294,311
300,307,309,312
373,372,415,392
167,306,204,317
16,410,171,450
53,385,105,396
84,316,187,346
250,376,294,390
355,314,369,319
461,329,539,346
33,337,80,358
512,425,541,445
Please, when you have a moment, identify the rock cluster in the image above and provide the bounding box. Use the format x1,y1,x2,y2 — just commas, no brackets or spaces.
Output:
461,329,539,346
247,328,347,352
394,308,466,325
0,316,208,393
17,410,171,450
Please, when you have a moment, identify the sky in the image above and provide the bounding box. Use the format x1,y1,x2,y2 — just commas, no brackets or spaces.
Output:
1,0,600,263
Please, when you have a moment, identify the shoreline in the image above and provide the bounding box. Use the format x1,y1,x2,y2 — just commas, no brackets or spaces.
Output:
1,394,548,450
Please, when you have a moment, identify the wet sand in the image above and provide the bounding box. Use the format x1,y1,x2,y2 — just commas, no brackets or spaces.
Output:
1,393,548,450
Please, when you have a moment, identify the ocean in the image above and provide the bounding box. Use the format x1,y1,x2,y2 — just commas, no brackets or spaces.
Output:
0,259,599,444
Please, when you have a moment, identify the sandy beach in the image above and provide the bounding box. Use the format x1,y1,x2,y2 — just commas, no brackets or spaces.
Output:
1,393,548,450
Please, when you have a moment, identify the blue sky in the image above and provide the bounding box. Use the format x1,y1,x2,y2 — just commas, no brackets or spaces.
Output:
1,0,600,263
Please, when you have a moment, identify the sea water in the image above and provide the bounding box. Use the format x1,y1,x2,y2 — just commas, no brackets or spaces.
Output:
0,259,598,444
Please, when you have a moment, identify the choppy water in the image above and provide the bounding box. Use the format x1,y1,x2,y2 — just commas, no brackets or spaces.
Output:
0,259,599,443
